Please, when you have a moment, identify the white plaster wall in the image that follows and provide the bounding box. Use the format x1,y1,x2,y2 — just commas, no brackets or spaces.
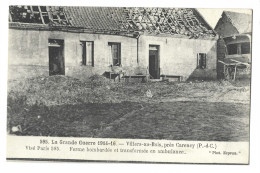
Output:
139,35,217,80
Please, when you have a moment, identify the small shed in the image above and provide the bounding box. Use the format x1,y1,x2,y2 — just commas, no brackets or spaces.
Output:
214,11,252,80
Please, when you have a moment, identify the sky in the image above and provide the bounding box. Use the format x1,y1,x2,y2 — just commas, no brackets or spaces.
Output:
197,8,252,29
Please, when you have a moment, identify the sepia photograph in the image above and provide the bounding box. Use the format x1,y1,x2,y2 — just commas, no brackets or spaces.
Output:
5,1,253,165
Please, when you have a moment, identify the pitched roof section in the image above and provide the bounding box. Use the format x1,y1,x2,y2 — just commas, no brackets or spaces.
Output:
9,6,216,39
223,11,252,34
64,7,127,31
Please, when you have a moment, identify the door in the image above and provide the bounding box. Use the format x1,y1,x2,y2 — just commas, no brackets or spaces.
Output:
48,39,65,76
149,45,160,79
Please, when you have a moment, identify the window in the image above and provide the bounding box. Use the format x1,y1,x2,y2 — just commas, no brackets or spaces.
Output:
227,42,251,55
227,44,238,55
241,42,250,54
81,41,94,66
197,53,206,69
108,42,121,66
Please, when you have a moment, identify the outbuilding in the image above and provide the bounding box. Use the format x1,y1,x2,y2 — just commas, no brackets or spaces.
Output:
214,11,252,79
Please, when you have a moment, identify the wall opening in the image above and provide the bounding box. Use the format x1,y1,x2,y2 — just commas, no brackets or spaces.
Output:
149,45,160,79
80,41,94,66
48,39,65,76
108,42,121,66
227,44,238,55
241,42,250,54
227,42,251,55
197,53,207,69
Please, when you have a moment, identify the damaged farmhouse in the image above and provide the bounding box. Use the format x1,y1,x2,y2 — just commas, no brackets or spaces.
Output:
7,6,252,163
8,6,218,81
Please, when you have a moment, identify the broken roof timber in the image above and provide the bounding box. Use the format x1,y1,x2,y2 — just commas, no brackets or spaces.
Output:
9,6,217,39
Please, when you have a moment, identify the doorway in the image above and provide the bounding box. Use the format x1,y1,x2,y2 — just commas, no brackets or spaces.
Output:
149,45,160,79
48,39,65,76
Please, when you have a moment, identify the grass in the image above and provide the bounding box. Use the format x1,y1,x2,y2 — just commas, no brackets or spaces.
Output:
97,101,249,141
7,101,142,137
7,75,250,141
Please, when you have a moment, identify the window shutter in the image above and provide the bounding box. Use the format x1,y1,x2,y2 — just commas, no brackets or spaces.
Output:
202,54,206,69
86,42,93,66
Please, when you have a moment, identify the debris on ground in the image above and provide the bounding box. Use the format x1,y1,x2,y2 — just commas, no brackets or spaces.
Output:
146,89,153,98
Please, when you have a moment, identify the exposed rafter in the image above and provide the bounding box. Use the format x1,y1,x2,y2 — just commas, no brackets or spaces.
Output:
9,6,216,39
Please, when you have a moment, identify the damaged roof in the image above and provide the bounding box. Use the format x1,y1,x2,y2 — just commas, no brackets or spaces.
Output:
223,11,252,34
9,6,216,39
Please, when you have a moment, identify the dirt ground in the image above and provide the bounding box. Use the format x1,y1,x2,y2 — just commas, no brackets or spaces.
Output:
7,75,250,141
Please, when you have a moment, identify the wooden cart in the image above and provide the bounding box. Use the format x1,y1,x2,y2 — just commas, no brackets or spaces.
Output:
218,59,250,80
